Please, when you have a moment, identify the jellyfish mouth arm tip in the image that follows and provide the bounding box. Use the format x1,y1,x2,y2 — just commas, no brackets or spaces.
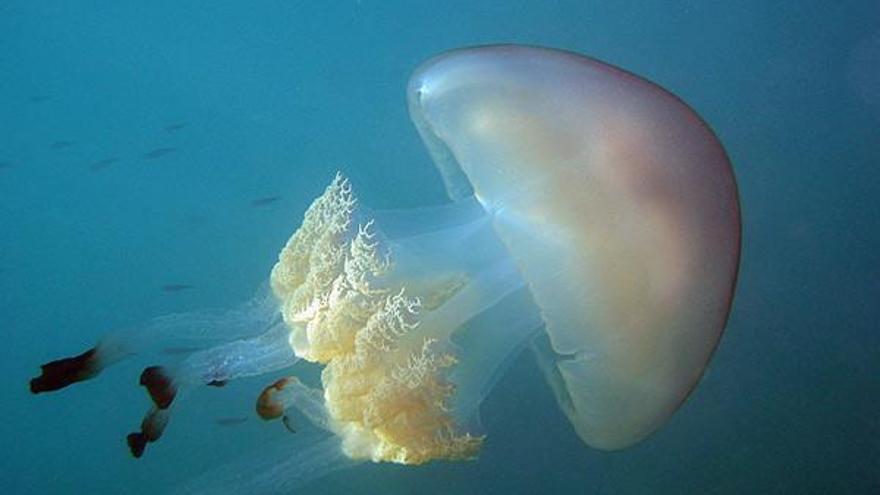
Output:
139,366,178,409
127,407,170,459
29,347,103,394
258,376,334,434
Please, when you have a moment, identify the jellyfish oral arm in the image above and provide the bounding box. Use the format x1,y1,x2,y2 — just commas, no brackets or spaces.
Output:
29,281,299,459
174,432,353,495
171,321,297,389
30,284,280,394
256,376,334,433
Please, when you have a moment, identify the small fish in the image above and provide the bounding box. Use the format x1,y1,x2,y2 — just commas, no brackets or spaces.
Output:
144,147,177,159
161,346,201,356
164,122,187,132
282,415,296,434
162,283,194,293
215,417,249,427
29,95,51,103
89,157,119,171
250,196,282,207
0,161,11,170
50,140,74,150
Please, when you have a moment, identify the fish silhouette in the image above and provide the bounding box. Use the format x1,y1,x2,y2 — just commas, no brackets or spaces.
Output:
161,346,201,356
89,157,119,171
161,284,194,293
250,196,282,207
164,122,187,132
50,141,74,150
215,417,249,427
144,147,177,159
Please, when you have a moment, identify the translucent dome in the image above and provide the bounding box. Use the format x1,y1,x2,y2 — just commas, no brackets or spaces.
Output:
407,45,741,449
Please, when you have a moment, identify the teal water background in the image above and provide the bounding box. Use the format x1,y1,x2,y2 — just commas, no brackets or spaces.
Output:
1,1,878,494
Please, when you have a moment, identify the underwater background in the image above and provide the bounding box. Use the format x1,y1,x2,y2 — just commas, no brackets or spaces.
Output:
1,1,878,494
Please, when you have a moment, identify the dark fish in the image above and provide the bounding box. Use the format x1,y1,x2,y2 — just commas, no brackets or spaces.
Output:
29,95,51,103
164,122,187,132
215,417,249,427
89,157,119,171
0,161,11,170
250,196,282,207
144,147,177,159
162,284,194,293
50,140,74,150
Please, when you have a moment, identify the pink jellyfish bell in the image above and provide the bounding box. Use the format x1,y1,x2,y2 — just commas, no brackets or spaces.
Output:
408,45,741,449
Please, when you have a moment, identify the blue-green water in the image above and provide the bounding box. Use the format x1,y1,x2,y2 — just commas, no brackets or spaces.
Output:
2,1,878,494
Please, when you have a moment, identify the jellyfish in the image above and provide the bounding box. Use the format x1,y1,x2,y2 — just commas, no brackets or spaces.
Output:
30,45,740,491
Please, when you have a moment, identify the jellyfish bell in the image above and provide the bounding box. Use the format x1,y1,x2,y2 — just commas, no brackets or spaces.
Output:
408,45,741,450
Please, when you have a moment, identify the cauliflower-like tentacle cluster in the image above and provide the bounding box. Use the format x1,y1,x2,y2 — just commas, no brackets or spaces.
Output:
270,174,482,464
